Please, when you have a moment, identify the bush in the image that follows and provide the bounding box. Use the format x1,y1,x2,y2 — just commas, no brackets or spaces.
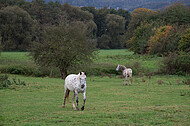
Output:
85,63,117,76
160,52,190,75
0,74,11,89
0,74,26,89
125,61,149,76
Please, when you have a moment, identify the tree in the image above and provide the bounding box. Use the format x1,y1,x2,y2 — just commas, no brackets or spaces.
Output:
105,14,125,48
148,25,173,55
30,22,96,79
178,28,190,52
127,23,154,54
0,6,35,51
126,8,154,40
0,34,2,54
61,3,97,42
98,34,110,49
162,2,190,25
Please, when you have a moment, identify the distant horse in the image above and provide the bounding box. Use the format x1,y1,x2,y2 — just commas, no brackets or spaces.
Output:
62,72,87,111
116,65,133,86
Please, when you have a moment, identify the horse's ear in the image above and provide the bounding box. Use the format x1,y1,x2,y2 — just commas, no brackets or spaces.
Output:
80,72,82,75
84,72,86,75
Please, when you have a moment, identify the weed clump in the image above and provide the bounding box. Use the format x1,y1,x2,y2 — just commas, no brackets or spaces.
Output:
0,74,26,89
160,52,190,75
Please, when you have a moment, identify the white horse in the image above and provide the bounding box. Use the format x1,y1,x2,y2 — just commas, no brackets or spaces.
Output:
62,72,87,111
116,64,133,86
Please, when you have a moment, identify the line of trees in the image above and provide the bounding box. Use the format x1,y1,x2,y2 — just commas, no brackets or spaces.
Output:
1,0,189,52
126,3,190,55
1,0,190,52
0,0,131,51
0,0,190,77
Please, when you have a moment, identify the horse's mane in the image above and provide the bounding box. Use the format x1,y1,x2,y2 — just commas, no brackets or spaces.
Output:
119,65,126,71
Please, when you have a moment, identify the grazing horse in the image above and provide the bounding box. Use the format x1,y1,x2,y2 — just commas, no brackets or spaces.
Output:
116,65,133,86
62,72,87,111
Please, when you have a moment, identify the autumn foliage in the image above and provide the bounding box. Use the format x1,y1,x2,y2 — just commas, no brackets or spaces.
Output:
127,2,190,55
148,26,172,55
178,28,190,52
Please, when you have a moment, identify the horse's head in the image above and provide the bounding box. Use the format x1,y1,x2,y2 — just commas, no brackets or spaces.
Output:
116,65,120,71
79,72,86,88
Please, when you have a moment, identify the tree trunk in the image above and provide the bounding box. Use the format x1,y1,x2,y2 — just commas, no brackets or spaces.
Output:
60,69,67,80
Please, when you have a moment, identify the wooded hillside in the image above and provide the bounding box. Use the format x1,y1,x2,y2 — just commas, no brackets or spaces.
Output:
26,0,190,10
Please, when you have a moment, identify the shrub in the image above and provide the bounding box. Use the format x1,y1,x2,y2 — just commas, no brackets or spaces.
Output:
160,52,190,75
0,74,26,89
125,61,148,76
0,74,11,89
85,63,117,76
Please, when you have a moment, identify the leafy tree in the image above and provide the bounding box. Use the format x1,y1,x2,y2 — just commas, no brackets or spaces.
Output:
30,22,96,79
127,8,154,40
98,34,110,49
0,6,35,51
61,3,97,40
47,1,62,25
178,28,190,52
127,23,154,54
28,0,50,24
162,2,190,25
105,14,125,48
0,34,2,54
117,8,131,30
94,7,109,39
148,25,173,55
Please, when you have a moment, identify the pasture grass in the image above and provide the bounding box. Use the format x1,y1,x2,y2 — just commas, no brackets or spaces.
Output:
95,49,161,72
0,74,189,125
0,52,31,61
0,50,161,77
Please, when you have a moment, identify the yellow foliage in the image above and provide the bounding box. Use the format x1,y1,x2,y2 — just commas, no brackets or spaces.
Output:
178,28,190,52
148,26,172,54
132,8,153,17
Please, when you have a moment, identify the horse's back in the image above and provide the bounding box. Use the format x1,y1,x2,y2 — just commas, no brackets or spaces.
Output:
65,74,78,91
125,68,132,76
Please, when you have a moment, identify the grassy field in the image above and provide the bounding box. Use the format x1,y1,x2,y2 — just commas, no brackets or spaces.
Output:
0,50,189,125
95,49,161,73
0,74,189,125
0,50,161,76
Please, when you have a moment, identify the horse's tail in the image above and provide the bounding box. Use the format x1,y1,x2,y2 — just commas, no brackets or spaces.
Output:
66,90,70,103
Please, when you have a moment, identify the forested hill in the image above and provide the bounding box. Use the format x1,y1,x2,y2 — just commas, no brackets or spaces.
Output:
25,0,190,11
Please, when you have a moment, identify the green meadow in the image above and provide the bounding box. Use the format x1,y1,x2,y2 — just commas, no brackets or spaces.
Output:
0,50,190,125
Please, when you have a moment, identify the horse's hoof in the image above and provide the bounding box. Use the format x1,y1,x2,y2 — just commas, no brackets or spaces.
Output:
81,106,84,111
73,107,76,110
62,105,65,108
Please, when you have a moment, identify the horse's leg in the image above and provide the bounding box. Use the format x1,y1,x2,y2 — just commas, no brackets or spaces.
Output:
75,92,80,111
62,89,68,108
123,76,125,85
126,75,128,85
72,92,76,110
129,74,132,86
81,92,86,111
